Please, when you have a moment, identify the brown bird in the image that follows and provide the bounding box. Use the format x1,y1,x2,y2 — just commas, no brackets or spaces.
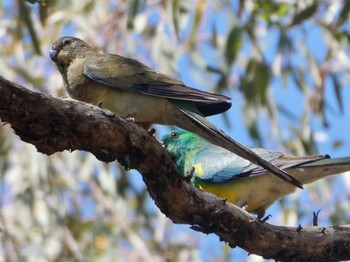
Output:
49,36,302,188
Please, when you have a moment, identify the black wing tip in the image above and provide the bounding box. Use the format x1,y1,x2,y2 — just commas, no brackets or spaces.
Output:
295,179,304,189
285,175,304,189
195,101,232,117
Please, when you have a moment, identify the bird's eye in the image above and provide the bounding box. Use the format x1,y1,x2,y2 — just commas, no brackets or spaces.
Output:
170,132,179,139
63,39,72,46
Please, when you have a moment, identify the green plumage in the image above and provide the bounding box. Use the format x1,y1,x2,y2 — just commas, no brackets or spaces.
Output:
162,130,350,217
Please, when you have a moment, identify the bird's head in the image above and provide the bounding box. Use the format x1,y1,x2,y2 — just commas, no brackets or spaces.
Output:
161,130,205,154
161,130,183,149
161,130,207,177
50,36,94,68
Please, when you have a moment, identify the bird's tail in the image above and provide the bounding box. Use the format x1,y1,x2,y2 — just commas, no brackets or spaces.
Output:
292,156,350,184
173,106,303,188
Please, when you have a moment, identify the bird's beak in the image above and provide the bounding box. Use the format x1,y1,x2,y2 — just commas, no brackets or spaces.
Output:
49,46,58,61
161,142,168,149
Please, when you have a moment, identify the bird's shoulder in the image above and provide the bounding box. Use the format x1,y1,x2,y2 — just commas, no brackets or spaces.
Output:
82,53,180,86
192,145,252,183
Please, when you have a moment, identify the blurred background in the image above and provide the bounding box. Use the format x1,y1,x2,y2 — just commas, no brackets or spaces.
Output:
0,0,349,261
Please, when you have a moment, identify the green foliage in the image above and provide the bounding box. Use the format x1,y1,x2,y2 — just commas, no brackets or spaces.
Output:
289,2,319,27
0,0,349,260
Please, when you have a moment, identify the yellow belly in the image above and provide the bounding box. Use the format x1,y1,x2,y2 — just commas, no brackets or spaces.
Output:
197,174,296,214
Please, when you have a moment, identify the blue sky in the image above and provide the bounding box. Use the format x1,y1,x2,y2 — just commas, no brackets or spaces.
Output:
125,5,350,261
2,1,349,261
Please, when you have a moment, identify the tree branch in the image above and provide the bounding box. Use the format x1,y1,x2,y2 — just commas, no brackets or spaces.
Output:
0,75,349,261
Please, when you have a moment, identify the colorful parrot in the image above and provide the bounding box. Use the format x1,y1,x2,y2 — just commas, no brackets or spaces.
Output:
50,36,302,188
162,130,350,218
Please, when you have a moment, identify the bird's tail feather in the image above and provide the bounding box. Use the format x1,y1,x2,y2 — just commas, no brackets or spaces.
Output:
294,157,350,184
174,107,303,188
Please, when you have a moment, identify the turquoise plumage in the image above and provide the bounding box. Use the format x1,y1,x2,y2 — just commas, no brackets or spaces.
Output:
162,130,350,217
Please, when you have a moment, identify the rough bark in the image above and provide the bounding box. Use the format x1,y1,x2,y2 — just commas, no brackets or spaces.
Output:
0,75,349,261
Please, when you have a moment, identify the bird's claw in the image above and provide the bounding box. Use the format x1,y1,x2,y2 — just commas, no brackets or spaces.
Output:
240,204,248,211
255,207,267,221
260,214,272,223
125,117,135,122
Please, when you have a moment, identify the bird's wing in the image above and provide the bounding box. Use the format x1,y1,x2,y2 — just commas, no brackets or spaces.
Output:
83,54,230,103
192,145,253,183
193,146,327,183
172,104,303,188
244,149,327,177
192,145,284,183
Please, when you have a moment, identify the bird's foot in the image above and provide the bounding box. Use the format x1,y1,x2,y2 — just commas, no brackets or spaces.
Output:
255,207,267,221
238,201,248,211
259,214,272,223
124,114,152,131
241,205,248,211
125,116,135,122
125,113,136,122
95,101,115,117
